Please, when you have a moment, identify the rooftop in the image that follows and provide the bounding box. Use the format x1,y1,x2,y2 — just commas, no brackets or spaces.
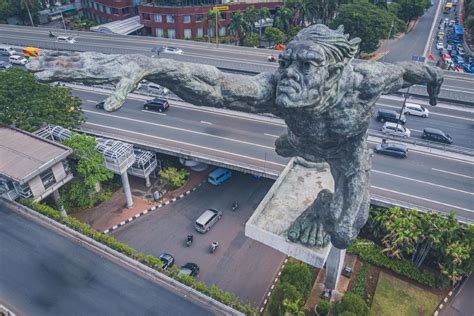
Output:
0,126,72,183
90,16,143,35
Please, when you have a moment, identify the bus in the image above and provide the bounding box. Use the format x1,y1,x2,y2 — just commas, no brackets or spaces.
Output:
444,2,452,13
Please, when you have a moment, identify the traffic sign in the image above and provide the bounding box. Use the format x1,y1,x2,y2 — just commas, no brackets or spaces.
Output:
213,5,229,11
411,55,426,62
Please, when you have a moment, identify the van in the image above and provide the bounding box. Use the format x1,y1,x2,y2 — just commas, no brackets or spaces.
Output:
381,122,411,138
376,109,406,124
23,47,41,58
403,103,429,117
0,45,16,56
143,98,170,112
208,168,232,186
195,208,222,233
147,83,169,95
422,128,453,144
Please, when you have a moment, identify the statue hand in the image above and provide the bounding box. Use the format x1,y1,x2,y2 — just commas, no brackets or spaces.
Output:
426,66,444,106
26,51,153,111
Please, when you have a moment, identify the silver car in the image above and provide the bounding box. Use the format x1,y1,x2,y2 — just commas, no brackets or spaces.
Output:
382,122,411,138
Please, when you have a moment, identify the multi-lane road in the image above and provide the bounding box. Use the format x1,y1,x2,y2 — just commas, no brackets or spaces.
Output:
0,201,222,315
66,85,474,222
1,24,473,104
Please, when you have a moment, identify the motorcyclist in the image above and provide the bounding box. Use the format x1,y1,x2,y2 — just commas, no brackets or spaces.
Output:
211,241,219,251
186,234,193,246
49,31,55,38
232,200,239,210
267,55,276,62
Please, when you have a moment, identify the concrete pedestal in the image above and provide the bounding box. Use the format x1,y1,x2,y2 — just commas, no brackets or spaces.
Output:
121,172,134,208
325,247,346,290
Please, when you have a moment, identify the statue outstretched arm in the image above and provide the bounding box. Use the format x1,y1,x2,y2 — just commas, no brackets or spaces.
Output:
379,62,444,106
26,51,277,112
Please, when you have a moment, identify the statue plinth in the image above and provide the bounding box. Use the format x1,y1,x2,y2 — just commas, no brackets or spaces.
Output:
245,158,334,268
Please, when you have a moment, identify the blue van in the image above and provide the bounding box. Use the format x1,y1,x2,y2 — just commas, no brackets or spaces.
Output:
208,168,232,186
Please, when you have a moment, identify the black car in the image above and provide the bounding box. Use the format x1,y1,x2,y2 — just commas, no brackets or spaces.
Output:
178,262,200,277
95,101,105,109
376,109,406,124
374,142,408,158
159,253,175,270
144,98,170,112
422,128,453,144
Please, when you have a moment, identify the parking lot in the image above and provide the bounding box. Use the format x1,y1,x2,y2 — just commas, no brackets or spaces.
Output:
111,172,286,306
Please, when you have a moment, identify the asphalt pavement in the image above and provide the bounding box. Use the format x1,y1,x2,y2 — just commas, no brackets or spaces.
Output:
0,201,219,316
440,274,474,316
111,173,286,306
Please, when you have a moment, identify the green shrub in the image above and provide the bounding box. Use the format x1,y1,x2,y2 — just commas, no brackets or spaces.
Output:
280,261,313,298
316,300,331,316
348,239,440,287
159,167,189,189
19,199,257,314
349,263,368,298
333,292,369,316
267,283,302,316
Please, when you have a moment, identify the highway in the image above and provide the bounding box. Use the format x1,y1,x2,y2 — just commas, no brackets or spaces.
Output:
0,201,220,316
1,24,473,105
68,86,474,222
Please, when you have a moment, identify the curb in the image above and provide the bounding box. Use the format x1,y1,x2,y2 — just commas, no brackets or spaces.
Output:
104,181,205,234
433,275,470,316
259,257,289,313
1,198,242,316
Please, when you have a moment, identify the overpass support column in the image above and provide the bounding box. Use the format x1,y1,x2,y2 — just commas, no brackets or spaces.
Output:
121,172,134,208
145,175,151,188
52,189,67,216
324,247,346,291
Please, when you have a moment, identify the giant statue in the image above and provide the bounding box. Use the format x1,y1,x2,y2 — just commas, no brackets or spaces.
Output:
27,25,443,249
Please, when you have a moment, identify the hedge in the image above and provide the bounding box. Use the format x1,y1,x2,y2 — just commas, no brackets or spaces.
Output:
20,199,257,314
348,262,368,298
348,239,447,288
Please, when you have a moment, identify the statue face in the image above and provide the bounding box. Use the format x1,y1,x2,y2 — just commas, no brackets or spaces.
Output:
275,41,330,111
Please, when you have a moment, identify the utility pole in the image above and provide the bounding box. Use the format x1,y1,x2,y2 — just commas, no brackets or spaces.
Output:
23,0,35,27
395,87,410,134
215,7,218,48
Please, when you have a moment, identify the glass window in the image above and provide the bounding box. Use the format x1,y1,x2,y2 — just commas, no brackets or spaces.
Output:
184,28,192,39
122,7,129,15
112,8,119,14
196,27,203,38
105,6,111,14
143,13,151,20
183,15,191,23
166,15,175,23
168,29,176,38
208,27,214,37
220,12,226,20
154,14,162,22
156,28,164,37
40,169,56,190
219,26,226,36
196,14,203,22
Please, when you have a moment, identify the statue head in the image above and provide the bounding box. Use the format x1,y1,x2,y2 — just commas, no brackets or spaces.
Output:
275,24,361,113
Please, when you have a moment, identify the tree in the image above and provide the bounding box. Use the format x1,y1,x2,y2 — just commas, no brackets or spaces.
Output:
274,6,293,34
257,7,271,44
396,0,431,22
316,300,331,316
330,2,406,53
332,292,369,316
229,10,248,45
207,9,218,42
60,134,113,210
280,261,313,298
265,27,285,46
243,32,260,47
243,5,259,33
267,283,303,316
159,167,189,189
0,68,83,132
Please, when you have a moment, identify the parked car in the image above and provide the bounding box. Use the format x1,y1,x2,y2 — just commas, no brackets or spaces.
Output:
0,61,12,69
436,42,444,50
147,83,169,95
143,98,170,112
376,109,406,124
159,253,175,269
0,45,16,56
375,142,408,158
195,208,222,233
422,128,453,144
381,122,411,138
57,35,76,44
9,55,28,65
403,103,429,117
178,263,200,277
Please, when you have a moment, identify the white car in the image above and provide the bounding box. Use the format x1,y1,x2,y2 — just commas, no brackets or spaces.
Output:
382,122,411,138
163,47,183,55
436,42,444,50
9,55,28,65
403,102,429,118
57,35,76,44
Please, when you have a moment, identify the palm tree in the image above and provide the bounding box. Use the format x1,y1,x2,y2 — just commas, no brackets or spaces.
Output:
243,5,259,33
207,9,218,43
274,6,293,34
257,7,271,44
229,11,248,46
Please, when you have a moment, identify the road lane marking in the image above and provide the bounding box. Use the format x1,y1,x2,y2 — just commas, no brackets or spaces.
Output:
264,133,279,138
432,168,474,179
83,122,287,167
142,110,166,116
200,121,212,125
83,110,275,150
372,170,474,195
378,103,474,122
86,99,97,103
371,186,473,213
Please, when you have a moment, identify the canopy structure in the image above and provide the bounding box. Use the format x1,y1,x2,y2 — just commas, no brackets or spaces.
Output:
90,16,143,35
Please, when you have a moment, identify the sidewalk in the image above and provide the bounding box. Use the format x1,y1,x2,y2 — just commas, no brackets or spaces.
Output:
71,169,210,232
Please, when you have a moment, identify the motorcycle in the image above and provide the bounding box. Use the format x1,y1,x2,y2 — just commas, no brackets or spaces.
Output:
49,31,56,38
210,241,219,253
186,234,194,247
267,55,277,62
231,201,239,212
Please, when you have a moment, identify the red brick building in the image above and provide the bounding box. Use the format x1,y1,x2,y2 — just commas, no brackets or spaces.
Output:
81,0,136,23
138,0,282,39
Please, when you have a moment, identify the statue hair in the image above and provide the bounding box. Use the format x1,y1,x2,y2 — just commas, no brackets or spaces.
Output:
294,24,361,63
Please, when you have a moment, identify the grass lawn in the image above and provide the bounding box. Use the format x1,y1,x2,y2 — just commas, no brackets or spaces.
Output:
371,272,440,316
